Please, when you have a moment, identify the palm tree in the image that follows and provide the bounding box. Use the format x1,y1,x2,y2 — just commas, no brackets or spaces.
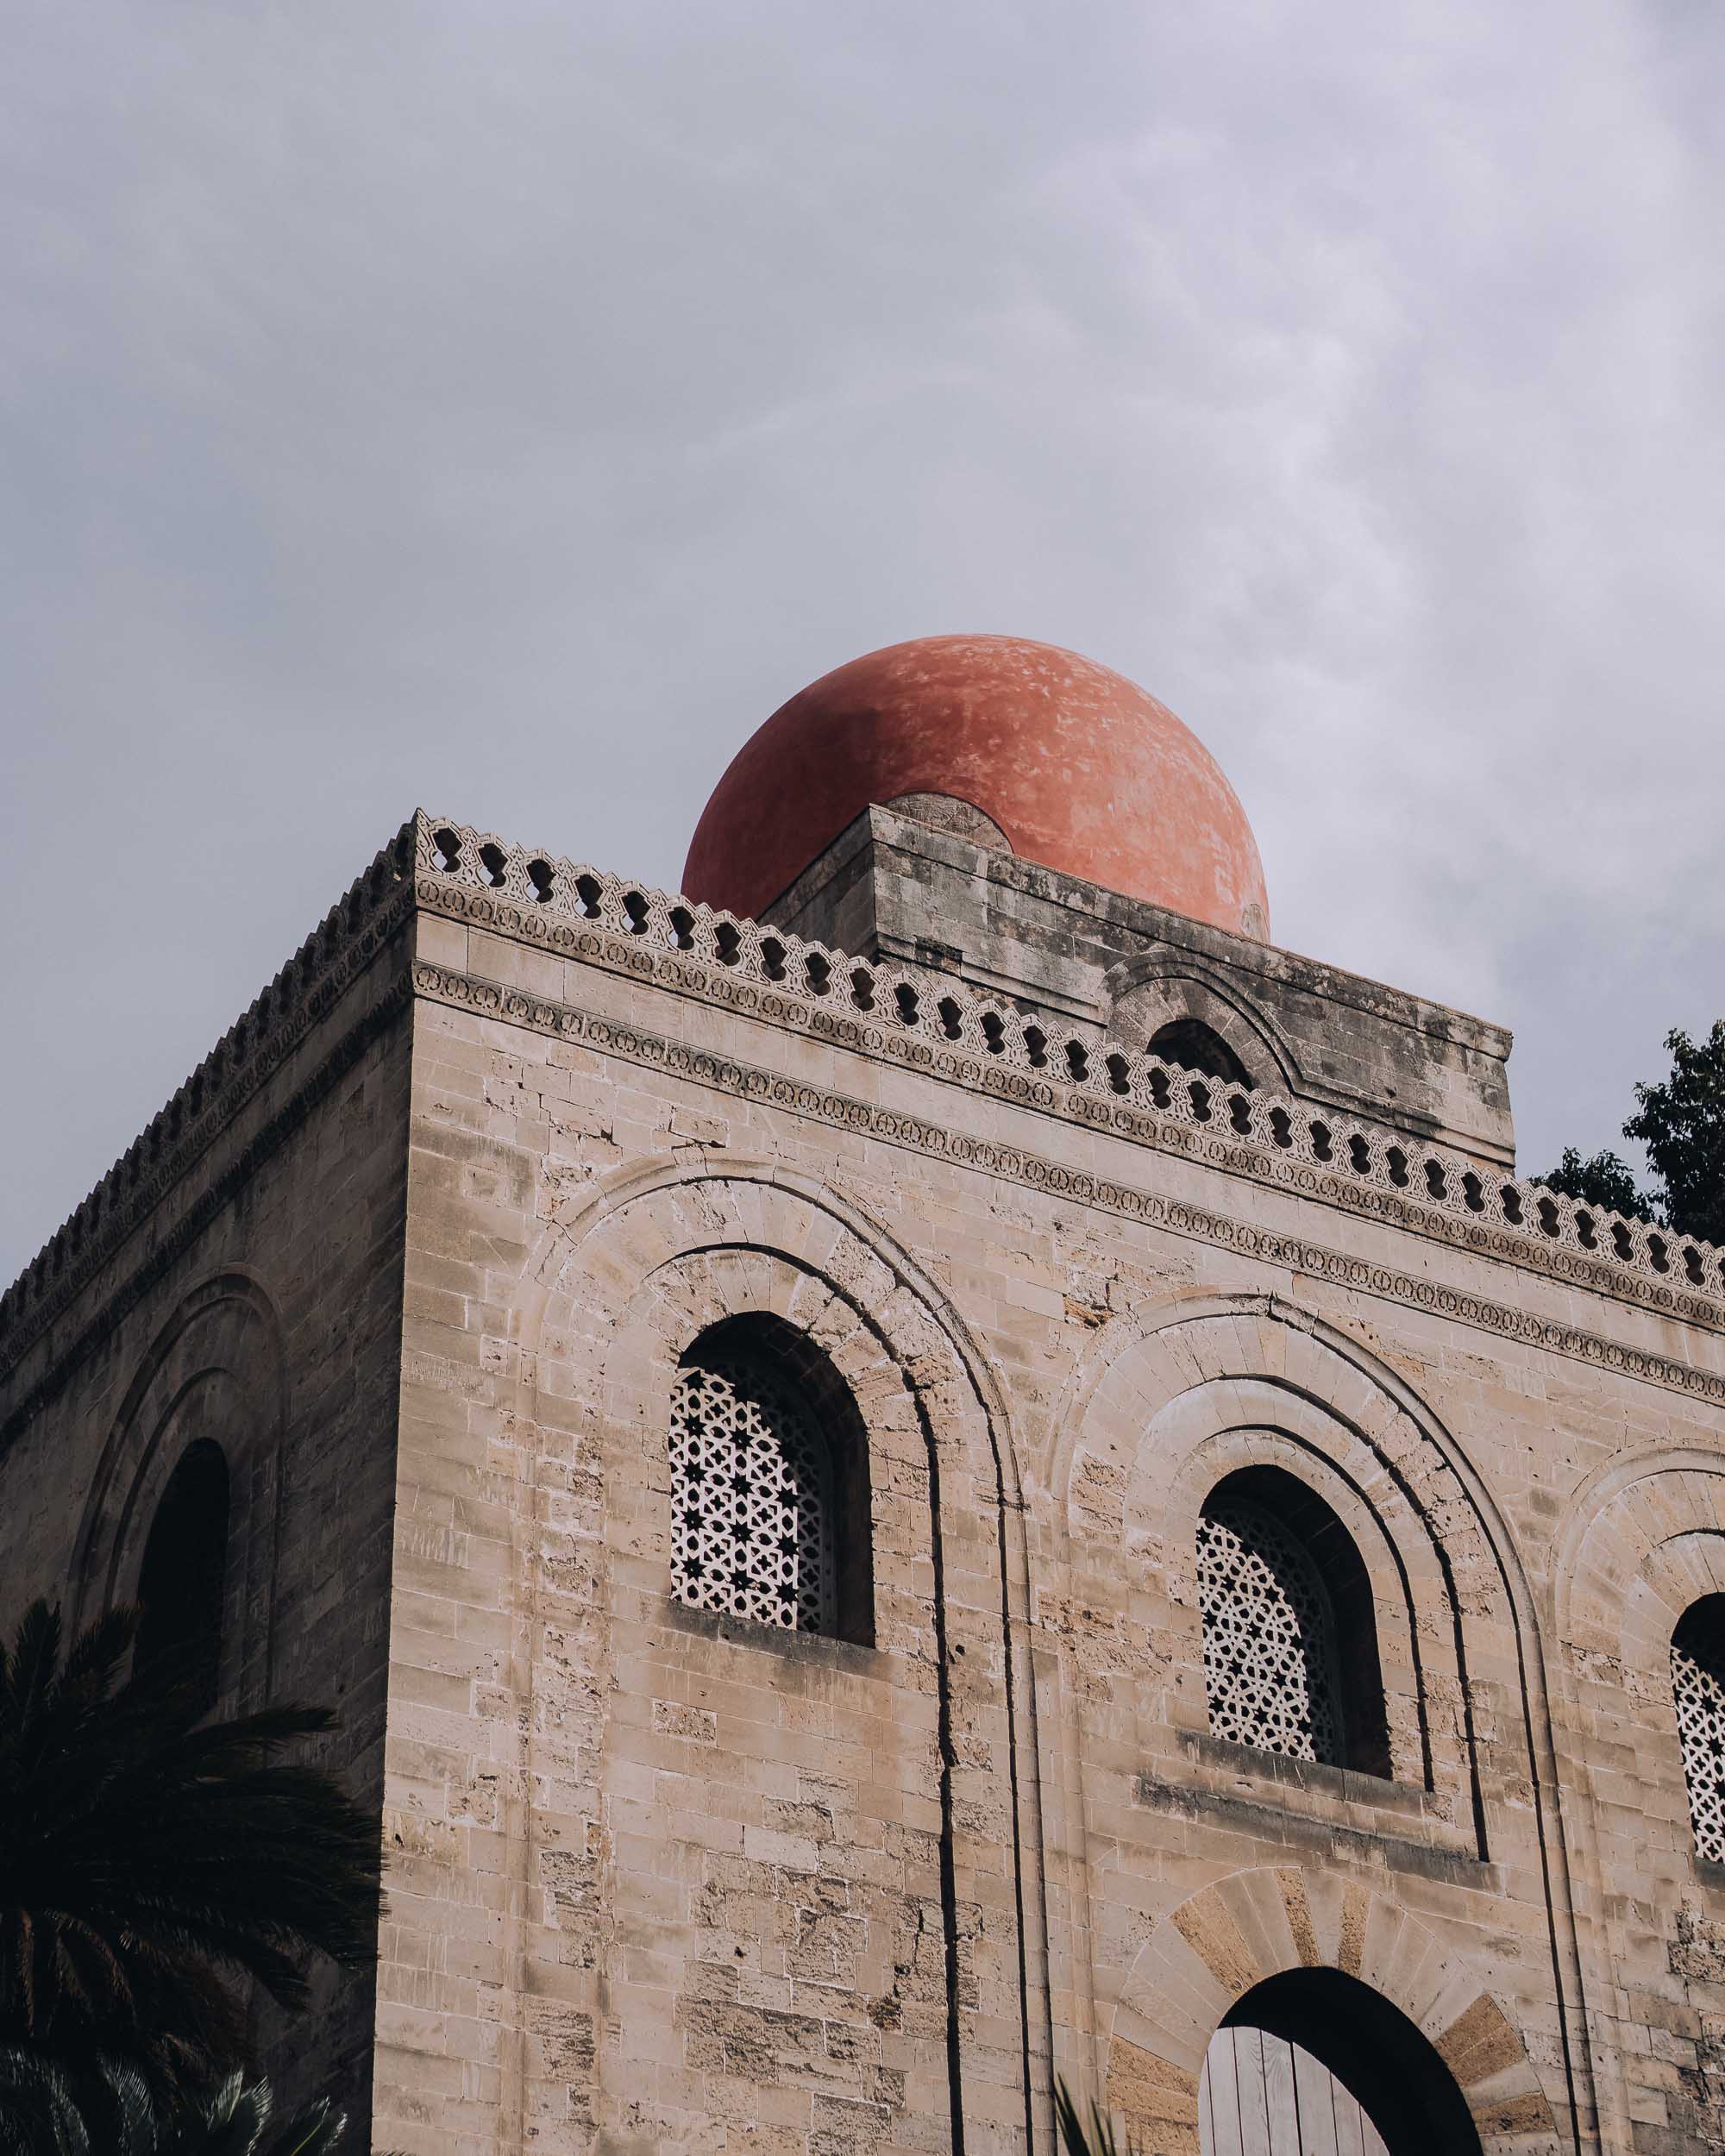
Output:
1054,2077,1142,2156
0,2058,348,2156
0,1599,382,2146
154,2071,347,2156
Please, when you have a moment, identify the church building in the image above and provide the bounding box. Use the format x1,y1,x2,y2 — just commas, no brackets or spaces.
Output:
4,634,1725,2156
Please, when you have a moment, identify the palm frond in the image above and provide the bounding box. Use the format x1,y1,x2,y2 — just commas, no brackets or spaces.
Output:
0,1597,384,2109
1053,2075,1140,2156
0,2040,156,2156
154,2072,348,2156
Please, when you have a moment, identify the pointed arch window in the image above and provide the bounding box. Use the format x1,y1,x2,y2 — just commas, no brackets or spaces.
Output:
668,1316,873,1645
1197,1465,1389,1776
135,1438,229,1713
1672,1596,1725,1864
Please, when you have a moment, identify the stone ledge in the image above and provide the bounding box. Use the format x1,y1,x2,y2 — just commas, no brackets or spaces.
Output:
1133,1769,1493,1888
657,1595,887,1678
1179,1728,1434,1820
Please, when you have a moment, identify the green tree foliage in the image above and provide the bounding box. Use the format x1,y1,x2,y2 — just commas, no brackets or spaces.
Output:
1537,1020,1725,1246
1626,1022,1725,1249
1530,1145,1654,1221
0,1601,381,2151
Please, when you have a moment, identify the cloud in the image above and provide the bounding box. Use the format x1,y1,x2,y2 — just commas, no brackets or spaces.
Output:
3,0,1722,1275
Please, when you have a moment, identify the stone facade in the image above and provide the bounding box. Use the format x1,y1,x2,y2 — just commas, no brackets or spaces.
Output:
5,809,1725,2155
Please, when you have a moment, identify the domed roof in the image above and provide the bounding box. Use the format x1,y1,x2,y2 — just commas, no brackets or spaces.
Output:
682,634,1270,938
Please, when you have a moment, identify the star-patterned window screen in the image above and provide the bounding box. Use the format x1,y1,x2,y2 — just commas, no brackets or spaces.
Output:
1672,1598,1725,1865
1198,1491,1344,1767
669,1352,837,1635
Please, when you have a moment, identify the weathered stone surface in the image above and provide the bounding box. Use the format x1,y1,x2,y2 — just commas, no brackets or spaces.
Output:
5,809,1725,2153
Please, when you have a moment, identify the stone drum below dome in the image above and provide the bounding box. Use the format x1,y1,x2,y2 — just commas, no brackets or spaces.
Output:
682,632,1270,938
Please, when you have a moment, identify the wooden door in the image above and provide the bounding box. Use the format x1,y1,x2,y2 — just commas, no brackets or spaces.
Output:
1198,2026,1389,2156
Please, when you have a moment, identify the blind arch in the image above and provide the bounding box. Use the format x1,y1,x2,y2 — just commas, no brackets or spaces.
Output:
135,1438,229,1712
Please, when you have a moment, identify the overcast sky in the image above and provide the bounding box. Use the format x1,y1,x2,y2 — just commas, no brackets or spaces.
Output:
3,1,1722,1285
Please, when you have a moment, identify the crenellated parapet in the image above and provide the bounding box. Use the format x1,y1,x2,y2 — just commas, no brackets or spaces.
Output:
408,812,1725,1322
5,807,1721,1396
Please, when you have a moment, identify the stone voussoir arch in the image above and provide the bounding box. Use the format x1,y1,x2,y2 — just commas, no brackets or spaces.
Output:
1052,1290,1507,1633
1103,1864,1556,2154
1554,1445,1725,1674
1552,1445,1725,1906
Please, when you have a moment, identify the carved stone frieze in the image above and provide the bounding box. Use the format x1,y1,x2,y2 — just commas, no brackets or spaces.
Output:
411,959,1725,1413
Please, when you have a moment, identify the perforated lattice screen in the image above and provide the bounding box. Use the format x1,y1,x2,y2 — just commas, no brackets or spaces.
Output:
669,1357,837,1634
1198,1495,1343,1766
1672,1611,1725,1864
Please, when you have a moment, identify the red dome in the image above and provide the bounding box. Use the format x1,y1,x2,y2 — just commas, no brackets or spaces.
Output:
683,635,1269,938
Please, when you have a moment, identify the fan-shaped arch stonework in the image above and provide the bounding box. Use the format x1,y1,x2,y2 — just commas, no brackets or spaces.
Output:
71,1268,286,1709
1104,1867,1554,2153
492,1157,1047,2156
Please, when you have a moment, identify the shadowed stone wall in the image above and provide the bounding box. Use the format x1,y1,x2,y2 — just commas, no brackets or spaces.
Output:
0,860,416,2130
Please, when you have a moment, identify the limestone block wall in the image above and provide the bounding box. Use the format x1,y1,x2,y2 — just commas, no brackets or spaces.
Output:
10,812,1725,2156
0,846,417,2130
383,867,1725,2156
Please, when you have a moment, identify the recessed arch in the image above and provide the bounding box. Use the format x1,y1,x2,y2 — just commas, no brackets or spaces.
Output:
1101,958,1299,1094
72,1269,286,1709
499,1153,1051,2156
1051,1289,1595,2148
135,1437,229,1712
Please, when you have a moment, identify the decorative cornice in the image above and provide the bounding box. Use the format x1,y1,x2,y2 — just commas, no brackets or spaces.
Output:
0,824,418,1377
406,810,1725,1338
411,960,1725,1413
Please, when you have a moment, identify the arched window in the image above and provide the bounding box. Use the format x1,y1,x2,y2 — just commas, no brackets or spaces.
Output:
668,1315,873,1645
135,1438,229,1712
1672,1595,1725,1863
1197,1466,1389,1776
1148,1018,1252,1089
